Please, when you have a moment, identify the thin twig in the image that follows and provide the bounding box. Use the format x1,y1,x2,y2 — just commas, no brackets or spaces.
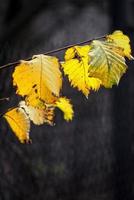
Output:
0,97,9,101
0,35,106,70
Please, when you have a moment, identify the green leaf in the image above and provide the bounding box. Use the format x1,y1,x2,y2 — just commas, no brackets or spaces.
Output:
88,40,128,88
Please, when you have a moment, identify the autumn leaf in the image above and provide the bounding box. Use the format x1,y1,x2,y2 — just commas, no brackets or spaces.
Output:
62,30,132,92
4,107,30,143
25,89,57,108
56,97,74,121
88,39,128,88
24,95,74,123
61,46,102,97
25,91,46,108
3,96,73,143
3,99,55,142
19,101,55,125
13,55,62,103
106,30,133,59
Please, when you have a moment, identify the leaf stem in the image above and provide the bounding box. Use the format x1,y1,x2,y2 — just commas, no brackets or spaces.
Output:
0,35,106,70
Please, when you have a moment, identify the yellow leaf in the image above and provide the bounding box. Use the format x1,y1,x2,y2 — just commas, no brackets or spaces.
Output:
4,107,30,143
56,97,74,121
64,47,76,60
74,45,91,56
25,89,57,107
86,77,102,91
13,55,62,103
88,39,128,88
64,45,91,60
25,92,46,108
107,30,133,59
62,46,101,97
19,101,55,125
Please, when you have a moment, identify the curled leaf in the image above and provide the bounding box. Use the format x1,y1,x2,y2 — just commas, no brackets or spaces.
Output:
19,101,54,125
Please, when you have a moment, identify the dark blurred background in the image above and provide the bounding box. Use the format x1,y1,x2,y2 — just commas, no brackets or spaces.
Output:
0,0,134,199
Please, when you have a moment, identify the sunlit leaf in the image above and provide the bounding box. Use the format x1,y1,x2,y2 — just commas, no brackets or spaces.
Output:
25,89,57,108
61,46,101,97
56,97,74,121
13,55,62,103
4,107,30,143
88,39,128,88
106,30,133,59
19,101,54,125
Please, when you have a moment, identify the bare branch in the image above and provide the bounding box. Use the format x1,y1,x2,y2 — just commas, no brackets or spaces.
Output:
0,35,106,70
